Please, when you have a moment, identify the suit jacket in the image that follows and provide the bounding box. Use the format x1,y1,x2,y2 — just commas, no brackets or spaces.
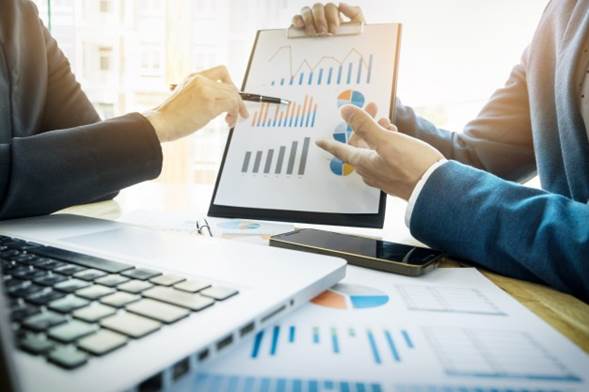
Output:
0,0,162,219
396,0,589,301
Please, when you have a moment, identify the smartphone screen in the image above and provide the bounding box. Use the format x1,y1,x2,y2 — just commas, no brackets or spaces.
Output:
276,229,441,264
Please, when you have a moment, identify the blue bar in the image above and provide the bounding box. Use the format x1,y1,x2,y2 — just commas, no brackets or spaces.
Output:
337,65,343,84
305,108,311,127
270,325,280,355
318,68,323,85
313,327,320,344
347,62,353,84
367,54,373,83
327,67,333,84
401,330,414,348
228,376,239,391
276,378,286,392
356,383,366,392
384,330,400,362
299,72,304,85
251,331,263,358
244,377,256,392
289,76,294,85
293,112,299,128
280,78,285,86
349,328,356,337
288,111,294,127
308,71,313,85
331,328,340,353
272,115,277,127
210,375,223,391
293,379,302,392
271,81,275,86
323,380,334,389
260,378,271,392
367,330,382,364
370,384,383,392
309,380,319,392
357,58,363,84
289,326,296,342
267,117,272,127
341,382,351,392
311,107,317,127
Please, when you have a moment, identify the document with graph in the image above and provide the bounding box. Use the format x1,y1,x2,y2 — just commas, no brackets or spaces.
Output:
209,24,401,227
174,267,589,392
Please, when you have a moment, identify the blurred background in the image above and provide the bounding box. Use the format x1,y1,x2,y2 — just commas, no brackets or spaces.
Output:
32,0,547,185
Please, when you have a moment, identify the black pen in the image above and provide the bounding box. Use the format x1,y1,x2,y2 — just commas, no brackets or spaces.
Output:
169,84,289,105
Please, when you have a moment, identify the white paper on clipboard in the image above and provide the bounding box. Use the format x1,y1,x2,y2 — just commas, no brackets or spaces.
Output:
213,24,401,215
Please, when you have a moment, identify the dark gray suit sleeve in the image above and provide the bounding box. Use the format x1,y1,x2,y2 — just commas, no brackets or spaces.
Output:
394,51,536,183
0,7,162,219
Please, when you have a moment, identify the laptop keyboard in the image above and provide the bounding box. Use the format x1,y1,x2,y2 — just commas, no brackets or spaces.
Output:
0,235,239,369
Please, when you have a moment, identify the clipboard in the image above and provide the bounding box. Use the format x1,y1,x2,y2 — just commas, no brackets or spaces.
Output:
208,23,402,228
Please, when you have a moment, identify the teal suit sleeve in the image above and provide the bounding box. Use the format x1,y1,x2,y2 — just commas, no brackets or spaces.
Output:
410,161,589,302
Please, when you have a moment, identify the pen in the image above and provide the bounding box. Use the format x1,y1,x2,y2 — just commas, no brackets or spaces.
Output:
168,84,290,105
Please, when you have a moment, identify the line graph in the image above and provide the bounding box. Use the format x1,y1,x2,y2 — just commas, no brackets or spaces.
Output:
267,46,374,87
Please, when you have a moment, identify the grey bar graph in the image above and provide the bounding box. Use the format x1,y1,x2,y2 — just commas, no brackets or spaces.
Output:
298,137,310,175
241,151,252,173
275,146,286,174
264,149,274,174
286,141,298,175
253,151,263,173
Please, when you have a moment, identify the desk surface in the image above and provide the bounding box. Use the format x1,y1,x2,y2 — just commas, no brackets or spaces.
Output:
60,181,589,353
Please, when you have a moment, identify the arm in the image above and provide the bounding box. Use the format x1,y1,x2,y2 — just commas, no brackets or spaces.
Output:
395,52,536,183
411,161,589,302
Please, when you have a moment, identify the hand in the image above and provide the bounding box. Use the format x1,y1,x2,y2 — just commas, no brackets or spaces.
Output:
316,105,445,200
143,65,248,143
291,3,365,36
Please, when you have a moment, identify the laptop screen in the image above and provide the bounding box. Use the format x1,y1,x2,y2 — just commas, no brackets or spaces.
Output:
0,277,21,392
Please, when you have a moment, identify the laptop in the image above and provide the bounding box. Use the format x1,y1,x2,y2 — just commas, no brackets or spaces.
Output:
0,214,346,392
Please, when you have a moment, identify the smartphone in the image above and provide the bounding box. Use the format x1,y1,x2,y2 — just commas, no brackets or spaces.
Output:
270,228,444,276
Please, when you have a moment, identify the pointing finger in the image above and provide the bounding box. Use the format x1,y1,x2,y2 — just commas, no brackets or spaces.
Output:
365,102,378,118
340,105,392,151
315,138,369,167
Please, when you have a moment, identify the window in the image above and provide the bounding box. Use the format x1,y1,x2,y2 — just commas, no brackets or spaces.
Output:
98,47,112,71
99,0,110,13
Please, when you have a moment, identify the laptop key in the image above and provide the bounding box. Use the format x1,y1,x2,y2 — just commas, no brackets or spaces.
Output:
11,266,46,280
126,299,189,324
143,286,215,312
19,333,55,355
75,285,115,300
77,329,128,356
200,286,239,301
32,246,134,274
117,280,153,294
73,303,116,322
94,274,129,287
173,280,211,293
33,272,67,286
35,258,68,271
48,320,98,343
54,278,91,293
23,311,67,331
11,304,40,322
54,264,86,276
121,268,161,281
100,292,141,308
12,253,37,263
48,295,90,313
48,346,88,369
73,269,107,281
25,288,66,305
150,274,185,287
100,312,161,338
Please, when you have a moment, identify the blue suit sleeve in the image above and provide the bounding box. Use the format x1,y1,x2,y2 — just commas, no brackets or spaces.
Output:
394,51,536,183
410,161,589,302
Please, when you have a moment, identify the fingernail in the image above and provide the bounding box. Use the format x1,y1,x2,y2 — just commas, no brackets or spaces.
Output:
340,105,357,121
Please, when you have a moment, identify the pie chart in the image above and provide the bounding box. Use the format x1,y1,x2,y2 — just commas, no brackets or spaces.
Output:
337,90,365,108
332,122,353,144
330,158,354,176
311,283,389,310
218,220,261,231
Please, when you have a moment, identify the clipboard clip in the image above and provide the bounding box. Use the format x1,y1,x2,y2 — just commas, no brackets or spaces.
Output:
287,22,364,39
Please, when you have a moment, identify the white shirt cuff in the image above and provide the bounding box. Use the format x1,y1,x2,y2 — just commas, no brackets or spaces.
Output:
404,159,448,228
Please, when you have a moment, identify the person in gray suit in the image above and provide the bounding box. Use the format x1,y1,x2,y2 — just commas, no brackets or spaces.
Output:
0,0,248,219
296,2,589,301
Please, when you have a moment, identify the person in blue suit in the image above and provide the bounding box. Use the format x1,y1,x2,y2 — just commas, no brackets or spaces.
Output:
294,2,589,302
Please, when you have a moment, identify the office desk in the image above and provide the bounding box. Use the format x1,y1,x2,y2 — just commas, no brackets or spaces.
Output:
61,181,589,353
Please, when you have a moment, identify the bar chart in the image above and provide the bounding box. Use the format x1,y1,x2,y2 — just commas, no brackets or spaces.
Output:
268,46,374,87
250,324,415,366
250,96,317,128
241,137,311,176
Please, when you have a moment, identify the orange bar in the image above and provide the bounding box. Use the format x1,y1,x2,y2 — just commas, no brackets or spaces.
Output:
302,96,309,122
273,104,280,124
286,103,293,126
256,103,264,126
260,103,268,126
278,111,284,127
295,105,302,127
251,111,258,126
